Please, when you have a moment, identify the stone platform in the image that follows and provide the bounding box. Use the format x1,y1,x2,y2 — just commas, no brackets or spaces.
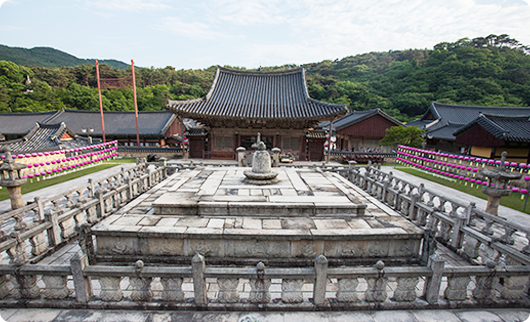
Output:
92,166,424,264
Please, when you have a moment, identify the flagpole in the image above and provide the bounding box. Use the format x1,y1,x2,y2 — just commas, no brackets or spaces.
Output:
131,60,140,147
95,60,106,143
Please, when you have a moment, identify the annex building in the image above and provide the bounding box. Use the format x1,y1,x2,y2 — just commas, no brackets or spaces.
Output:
414,102,530,162
166,67,348,161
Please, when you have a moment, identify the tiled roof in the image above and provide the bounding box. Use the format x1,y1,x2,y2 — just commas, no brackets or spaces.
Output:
422,102,530,141
406,119,432,129
425,123,465,141
323,108,403,131
306,130,327,139
166,67,347,122
0,111,59,136
47,110,177,137
453,114,530,142
0,122,89,153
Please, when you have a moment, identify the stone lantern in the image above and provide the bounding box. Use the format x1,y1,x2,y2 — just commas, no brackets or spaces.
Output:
0,149,27,209
480,151,522,216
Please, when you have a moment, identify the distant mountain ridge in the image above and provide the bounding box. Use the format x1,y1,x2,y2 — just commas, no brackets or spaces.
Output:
0,44,129,69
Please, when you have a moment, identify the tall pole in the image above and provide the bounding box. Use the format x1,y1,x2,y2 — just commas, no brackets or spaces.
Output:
131,60,140,147
95,60,106,143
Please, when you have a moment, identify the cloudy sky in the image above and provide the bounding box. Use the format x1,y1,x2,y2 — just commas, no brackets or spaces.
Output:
1,0,529,69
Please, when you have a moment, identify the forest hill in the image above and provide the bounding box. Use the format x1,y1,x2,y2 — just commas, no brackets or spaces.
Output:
0,34,529,123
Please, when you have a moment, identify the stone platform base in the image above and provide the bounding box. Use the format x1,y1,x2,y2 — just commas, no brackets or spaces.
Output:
92,166,424,263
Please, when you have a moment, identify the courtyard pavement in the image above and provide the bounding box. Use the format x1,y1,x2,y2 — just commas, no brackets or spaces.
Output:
0,307,529,322
0,161,529,322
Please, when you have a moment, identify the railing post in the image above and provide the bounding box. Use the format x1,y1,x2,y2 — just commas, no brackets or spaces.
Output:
88,179,95,198
192,253,207,306
44,209,61,247
313,254,328,305
451,212,467,250
423,254,444,303
34,197,45,222
70,252,93,303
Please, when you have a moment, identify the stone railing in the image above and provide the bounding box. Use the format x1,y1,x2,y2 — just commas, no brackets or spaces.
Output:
343,164,530,267
0,162,167,266
0,252,528,310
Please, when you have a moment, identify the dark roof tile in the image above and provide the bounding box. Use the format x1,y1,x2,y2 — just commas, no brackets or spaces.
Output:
166,67,347,122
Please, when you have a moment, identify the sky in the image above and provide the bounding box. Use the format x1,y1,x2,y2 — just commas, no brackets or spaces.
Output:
0,0,529,70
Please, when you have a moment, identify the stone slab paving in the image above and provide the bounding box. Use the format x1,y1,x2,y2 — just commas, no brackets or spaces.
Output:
0,308,528,322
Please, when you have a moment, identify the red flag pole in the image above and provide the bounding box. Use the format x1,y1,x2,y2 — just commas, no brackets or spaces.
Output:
95,60,106,143
131,60,140,147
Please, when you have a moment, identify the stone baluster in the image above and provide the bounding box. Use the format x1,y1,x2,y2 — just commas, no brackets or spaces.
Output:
13,274,40,299
336,278,359,302
99,276,123,302
365,260,388,302
523,233,530,254
130,260,153,302
472,261,498,300
249,262,271,304
29,229,47,256
481,217,495,236
42,275,70,300
217,278,240,303
9,232,28,266
76,189,88,206
58,213,75,240
436,220,452,243
0,275,9,299
161,277,185,302
393,276,419,302
499,226,516,245
500,275,529,300
13,211,27,231
444,276,471,301
462,236,481,261
10,232,40,299
65,193,75,209
281,279,304,303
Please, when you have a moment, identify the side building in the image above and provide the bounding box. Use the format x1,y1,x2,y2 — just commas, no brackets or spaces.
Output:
417,102,530,162
323,108,403,152
166,67,348,161
0,110,184,148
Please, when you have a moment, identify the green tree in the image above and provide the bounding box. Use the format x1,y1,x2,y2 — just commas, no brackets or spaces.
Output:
380,126,424,148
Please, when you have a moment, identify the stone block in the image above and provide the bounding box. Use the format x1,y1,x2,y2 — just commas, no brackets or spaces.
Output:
291,240,325,258
147,237,183,255
324,240,366,258
97,236,138,255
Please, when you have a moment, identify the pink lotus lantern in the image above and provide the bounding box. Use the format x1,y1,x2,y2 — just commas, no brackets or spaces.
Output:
25,153,31,158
